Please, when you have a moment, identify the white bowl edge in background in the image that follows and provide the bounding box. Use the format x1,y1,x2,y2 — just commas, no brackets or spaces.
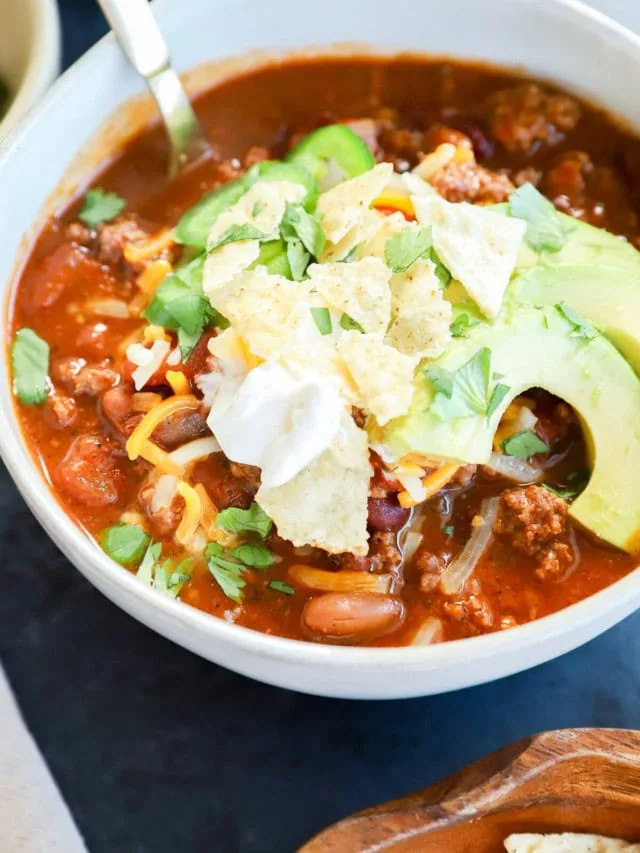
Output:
0,0,61,140
0,0,639,699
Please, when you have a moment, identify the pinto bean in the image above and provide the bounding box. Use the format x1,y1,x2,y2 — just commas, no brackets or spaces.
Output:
301,593,404,642
101,384,142,439
367,498,410,532
54,433,126,507
43,395,77,430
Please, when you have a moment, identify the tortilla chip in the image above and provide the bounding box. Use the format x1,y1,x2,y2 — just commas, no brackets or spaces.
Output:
505,834,640,853
385,258,452,358
316,163,393,243
338,331,418,424
256,409,371,555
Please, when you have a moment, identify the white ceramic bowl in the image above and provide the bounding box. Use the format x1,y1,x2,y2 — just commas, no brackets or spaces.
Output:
1,0,639,699
0,0,60,140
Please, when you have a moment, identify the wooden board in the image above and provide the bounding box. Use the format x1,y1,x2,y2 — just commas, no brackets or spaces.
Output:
301,728,640,852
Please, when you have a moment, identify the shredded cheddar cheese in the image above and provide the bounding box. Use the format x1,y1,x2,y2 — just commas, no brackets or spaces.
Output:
123,228,175,265
143,325,171,345
175,481,202,545
126,394,198,461
373,189,415,220
166,370,190,396
422,463,460,499
138,441,182,476
137,259,173,295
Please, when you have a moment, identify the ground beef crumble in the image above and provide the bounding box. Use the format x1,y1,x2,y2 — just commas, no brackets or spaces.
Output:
494,485,574,581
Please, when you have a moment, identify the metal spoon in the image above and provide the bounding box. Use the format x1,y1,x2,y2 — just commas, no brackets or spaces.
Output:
96,0,211,177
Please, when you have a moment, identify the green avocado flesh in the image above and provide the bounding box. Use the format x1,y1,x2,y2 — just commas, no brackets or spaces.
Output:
381,209,640,553
382,309,640,553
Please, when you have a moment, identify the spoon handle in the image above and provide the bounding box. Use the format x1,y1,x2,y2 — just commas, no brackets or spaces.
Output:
97,0,170,78
96,0,209,176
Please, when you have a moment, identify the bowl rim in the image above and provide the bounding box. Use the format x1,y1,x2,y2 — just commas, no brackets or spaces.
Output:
1,0,640,680
0,0,61,139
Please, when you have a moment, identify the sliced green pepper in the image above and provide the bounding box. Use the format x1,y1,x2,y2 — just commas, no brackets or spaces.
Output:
252,239,292,279
286,124,376,185
245,160,318,210
175,178,248,248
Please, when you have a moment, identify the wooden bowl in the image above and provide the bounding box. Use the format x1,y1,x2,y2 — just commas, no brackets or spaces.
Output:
300,729,640,852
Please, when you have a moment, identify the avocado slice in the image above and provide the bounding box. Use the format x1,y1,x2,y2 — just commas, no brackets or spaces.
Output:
379,306,640,552
513,264,640,370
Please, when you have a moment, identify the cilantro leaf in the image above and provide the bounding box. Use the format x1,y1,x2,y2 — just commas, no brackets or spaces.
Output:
429,349,505,421
216,502,273,538
136,541,163,586
509,183,571,253
340,313,365,334
206,542,247,602
429,248,451,288
101,523,150,565
442,524,454,537
286,237,311,281
280,202,325,258
78,188,126,228
230,543,275,570
425,364,454,397
542,469,589,501
269,580,295,595
502,430,551,458
450,313,481,338
11,328,49,405
556,303,599,340
310,306,333,335
384,226,432,273
487,382,511,420
207,223,267,253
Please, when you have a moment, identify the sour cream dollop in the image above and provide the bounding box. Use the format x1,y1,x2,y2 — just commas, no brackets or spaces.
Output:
207,360,345,488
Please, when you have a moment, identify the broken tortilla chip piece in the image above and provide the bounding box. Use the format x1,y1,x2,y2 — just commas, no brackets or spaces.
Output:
386,258,452,359
412,192,525,320
504,834,640,853
316,163,393,244
338,331,418,425
307,257,392,337
256,409,371,555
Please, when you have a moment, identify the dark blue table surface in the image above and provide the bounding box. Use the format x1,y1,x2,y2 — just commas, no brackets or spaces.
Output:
1,2,638,851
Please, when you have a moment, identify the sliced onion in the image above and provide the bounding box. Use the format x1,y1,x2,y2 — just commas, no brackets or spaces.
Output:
486,453,542,484
86,298,130,318
402,531,423,564
168,436,221,468
413,143,457,181
151,474,179,512
289,565,392,594
195,371,223,409
411,617,444,646
166,346,181,366
318,157,347,192
513,406,538,433
439,497,499,596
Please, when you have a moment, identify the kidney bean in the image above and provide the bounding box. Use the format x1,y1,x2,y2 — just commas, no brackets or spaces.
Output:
302,593,404,642
367,498,410,532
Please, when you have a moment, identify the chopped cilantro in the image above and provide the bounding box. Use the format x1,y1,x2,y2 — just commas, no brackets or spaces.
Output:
429,248,451,288
78,188,126,228
280,202,325,259
230,543,275,570
205,543,247,603
450,313,481,338
269,580,295,595
208,223,267,253
340,243,363,263
556,303,598,340
216,502,273,538
11,328,49,405
252,200,264,217
509,183,571,253
428,348,496,420
501,430,550,458
101,524,150,565
384,226,432,273
543,469,589,501
286,238,311,281
310,306,333,335
487,382,511,420
340,313,365,334
135,544,190,598
442,524,454,537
